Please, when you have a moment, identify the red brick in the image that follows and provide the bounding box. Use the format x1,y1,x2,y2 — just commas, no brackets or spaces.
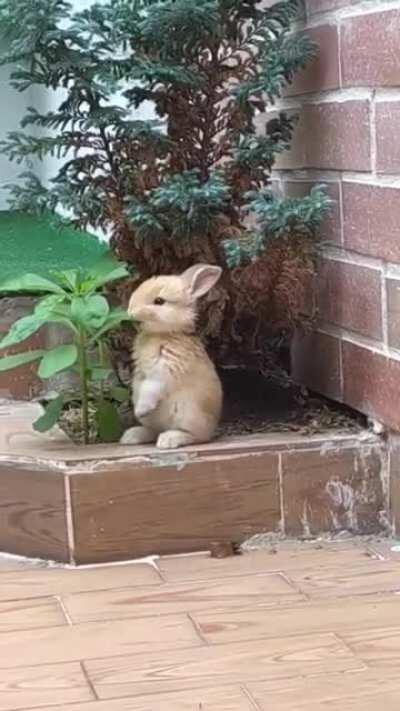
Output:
287,25,340,96
283,181,341,244
291,330,342,400
307,0,354,14
276,101,371,172
317,259,382,340
342,10,400,87
386,278,400,350
342,182,400,263
376,102,400,174
304,101,371,171
343,341,400,431
0,332,44,400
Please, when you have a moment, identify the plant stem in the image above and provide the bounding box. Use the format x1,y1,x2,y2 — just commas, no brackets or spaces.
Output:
79,328,89,445
98,340,105,402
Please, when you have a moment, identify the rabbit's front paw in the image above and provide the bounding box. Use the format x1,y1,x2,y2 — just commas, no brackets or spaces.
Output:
157,430,197,449
120,426,155,445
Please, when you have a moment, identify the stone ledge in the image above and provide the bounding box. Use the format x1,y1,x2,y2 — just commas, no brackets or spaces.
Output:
0,403,390,565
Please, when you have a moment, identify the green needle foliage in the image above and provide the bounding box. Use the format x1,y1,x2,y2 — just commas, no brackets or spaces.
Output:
0,0,331,370
0,255,132,443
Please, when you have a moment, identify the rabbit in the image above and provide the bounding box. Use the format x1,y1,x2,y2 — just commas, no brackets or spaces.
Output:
120,264,223,450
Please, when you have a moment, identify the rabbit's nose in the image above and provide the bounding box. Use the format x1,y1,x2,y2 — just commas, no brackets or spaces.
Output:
129,306,144,322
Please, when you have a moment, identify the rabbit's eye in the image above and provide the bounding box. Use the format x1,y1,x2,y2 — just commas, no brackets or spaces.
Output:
153,297,165,305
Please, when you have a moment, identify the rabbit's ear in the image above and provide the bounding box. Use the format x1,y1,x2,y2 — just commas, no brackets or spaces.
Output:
181,264,222,299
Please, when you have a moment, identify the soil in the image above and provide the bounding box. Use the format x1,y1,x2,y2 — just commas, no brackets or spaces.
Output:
58,369,365,444
216,369,364,438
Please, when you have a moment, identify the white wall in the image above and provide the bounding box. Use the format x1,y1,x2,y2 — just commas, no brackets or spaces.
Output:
0,0,109,214
0,0,154,239
0,42,37,209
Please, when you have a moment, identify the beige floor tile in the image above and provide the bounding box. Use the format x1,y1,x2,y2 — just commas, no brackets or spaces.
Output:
14,685,253,711
0,597,66,633
194,593,400,644
288,561,400,597
248,668,400,710
300,692,400,711
0,661,93,711
0,563,161,601
158,546,371,582
85,633,362,699
344,625,400,667
62,573,303,624
0,614,201,670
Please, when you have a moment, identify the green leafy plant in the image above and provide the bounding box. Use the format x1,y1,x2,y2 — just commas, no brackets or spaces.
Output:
0,256,133,444
0,0,332,374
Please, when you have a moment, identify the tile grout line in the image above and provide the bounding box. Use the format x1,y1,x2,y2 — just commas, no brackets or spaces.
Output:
186,611,211,646
241,683,263,710
151,557,168,583
331,630,370,669
55,594,73,626
80,660,100,701
64,474,76,566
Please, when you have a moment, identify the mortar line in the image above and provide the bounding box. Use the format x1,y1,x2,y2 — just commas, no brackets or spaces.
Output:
278,451,285,535
318,324,400,363
370,89,377,178
337,17,343,90
338,337,344,400
338,178,345,246
64,474,75,566
307,0,400,26
381,266,390,353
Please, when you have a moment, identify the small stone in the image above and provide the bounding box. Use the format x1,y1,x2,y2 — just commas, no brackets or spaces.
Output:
209,542,237,558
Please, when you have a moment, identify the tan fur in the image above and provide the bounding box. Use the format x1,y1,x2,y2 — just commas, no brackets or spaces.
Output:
120,264,223,450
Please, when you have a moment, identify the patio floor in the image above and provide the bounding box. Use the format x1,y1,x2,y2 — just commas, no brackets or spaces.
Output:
1,539,400,710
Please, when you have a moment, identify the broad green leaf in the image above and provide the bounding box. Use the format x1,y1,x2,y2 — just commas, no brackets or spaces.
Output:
34,295,66,317
0,349,45,372
92,265,129,289
85,254,129,291
35,298,78,334
50,269,80,291
71,294,109,330
89,308,133,344
0,315,46,350
110,386,130,402
33,394,64,433
38,344,78,379
0,274,66,295
95,401,124,442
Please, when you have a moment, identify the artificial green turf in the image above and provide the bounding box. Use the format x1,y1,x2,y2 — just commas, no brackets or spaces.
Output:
0,211,107,284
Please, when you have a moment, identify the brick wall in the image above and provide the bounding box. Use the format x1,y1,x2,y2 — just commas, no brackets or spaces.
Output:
284,0,400,431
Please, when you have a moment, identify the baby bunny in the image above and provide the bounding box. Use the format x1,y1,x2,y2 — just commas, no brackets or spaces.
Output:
120,264,223,450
